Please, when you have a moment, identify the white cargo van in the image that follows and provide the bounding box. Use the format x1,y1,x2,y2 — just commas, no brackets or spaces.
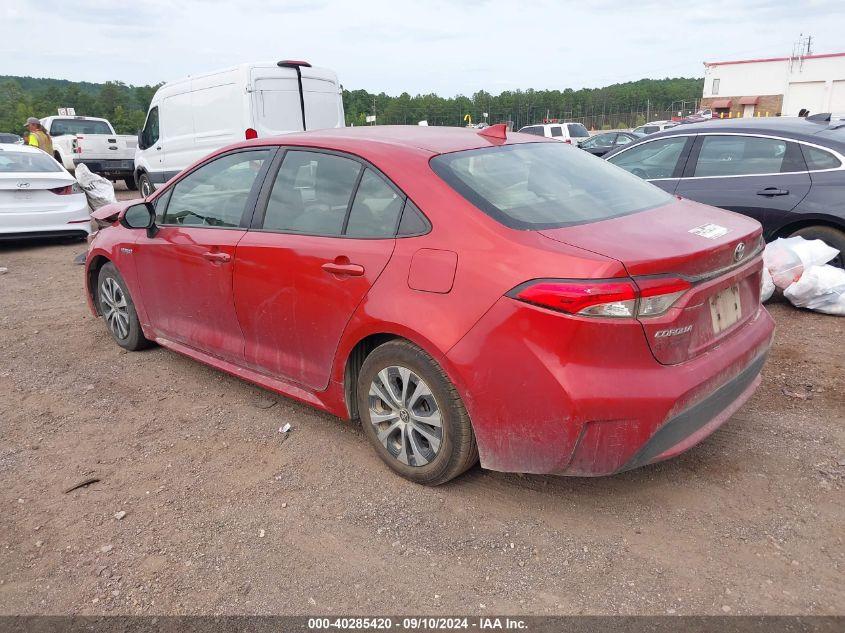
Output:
134,60,345,195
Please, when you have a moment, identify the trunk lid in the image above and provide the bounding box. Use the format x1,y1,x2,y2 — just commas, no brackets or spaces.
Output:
0,172,77,214
540,198,765,364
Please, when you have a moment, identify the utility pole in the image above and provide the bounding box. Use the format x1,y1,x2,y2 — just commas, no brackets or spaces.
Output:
646,98,650,123
372,96,376,125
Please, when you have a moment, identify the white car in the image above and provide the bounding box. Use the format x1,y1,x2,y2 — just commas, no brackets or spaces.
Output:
632,120,679,135
0,144,90,240
517,122,591,144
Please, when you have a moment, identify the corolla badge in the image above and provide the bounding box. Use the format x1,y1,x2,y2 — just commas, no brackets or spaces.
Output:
16,182,30,189
733,242,746,262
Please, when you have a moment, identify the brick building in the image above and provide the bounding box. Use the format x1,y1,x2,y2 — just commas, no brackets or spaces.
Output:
701,51,845,119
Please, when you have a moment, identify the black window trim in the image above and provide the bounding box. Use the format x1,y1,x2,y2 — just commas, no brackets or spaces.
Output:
608,132,845,181
249,146,431,240
156,146,279,230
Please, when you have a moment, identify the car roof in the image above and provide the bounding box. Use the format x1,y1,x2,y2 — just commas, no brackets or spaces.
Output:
0,143,40,153
238,125,552,156
651,116,845,146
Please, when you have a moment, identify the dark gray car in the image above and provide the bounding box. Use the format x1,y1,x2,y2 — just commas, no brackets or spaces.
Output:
604,115,845,266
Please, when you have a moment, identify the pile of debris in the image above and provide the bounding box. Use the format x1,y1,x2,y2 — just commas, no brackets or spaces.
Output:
762,236,844,315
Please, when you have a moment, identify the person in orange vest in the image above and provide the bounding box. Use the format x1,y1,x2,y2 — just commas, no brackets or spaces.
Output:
25,117,53,155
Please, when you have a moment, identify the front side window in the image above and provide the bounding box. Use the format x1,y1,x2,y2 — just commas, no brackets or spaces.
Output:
430,142,671,230
345,169,405,238
163,150,271,227
550,126,563,138
693,135,803,177
262,151,361,235
607,136,689,179
801,145,842,171
140,107,160,149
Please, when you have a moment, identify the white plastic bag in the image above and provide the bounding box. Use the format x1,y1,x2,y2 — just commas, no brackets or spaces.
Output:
763,236,839,289
783,265,845,316
74,163,116,210
761,267,775,302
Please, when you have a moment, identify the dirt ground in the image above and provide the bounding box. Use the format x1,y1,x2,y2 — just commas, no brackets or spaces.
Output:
0,193,843,615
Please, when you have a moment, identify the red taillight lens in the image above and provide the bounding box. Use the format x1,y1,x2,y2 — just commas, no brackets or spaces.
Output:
49,183,81,195
245,128,258,140
510,277,691,318
564,139,572,144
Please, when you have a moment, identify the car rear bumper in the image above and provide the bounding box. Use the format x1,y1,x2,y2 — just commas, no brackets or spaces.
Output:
0,201,92,237
73,158,134,177
445,297,775,476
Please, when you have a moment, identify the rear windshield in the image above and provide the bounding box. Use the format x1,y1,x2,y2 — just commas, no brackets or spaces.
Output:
0,151,62,173
567,123,590,138
49,119,112,135
430,142,671,229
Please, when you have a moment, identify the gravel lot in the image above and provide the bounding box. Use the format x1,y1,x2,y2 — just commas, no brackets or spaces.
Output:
0,193,843,615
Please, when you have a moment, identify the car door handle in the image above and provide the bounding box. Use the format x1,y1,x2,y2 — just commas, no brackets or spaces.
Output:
322,261,365,277
756,187,789,196
202,251,231,263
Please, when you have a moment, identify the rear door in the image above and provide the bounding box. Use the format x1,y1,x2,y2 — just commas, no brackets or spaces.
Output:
252,66,305,137
132,148,274,362
675,134,811,225
233,149,401,390
607,135,694,194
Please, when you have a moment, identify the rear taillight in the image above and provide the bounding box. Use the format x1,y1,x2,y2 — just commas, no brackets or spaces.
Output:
564,139,572,144
245,128,258,140
74,136,83,154
49,183,82,195
509,277,691,318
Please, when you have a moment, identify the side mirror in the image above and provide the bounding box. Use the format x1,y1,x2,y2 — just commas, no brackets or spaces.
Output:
137,130,146,150
121,202,157,237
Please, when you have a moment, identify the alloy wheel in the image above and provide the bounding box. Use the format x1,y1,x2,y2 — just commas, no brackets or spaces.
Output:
368,366,443,467
100,277,130,340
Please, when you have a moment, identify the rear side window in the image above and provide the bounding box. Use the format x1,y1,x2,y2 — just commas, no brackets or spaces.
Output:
567,123,590,138
262,151,361,235
693,135,803,177
345,169,404,238
607,136,688,179
163,149,271,227
550,126,563,137
801,145,842,171
397,200,429,235
430,142,671,230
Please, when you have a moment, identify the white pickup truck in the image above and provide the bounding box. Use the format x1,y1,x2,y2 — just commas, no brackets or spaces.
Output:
41,116,139,190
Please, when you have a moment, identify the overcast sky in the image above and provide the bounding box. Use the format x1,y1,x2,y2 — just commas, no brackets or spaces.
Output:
2,0,843,95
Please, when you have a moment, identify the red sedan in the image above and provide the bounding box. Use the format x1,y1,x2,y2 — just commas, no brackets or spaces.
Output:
85,125,774,485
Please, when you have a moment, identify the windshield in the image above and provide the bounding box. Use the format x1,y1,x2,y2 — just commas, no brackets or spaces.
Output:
0,150,62,173
567,123,590,138
49,119,112,135
430,142,672,229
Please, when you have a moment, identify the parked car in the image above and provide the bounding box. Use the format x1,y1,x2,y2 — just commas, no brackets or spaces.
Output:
680,109,714,124
517,122,591,144
0,133,23,144
578,131,641,156
42,116,137,190
632,120,679,135
0,143,90,240
87,125,773,485
134,60,345,197
605,116,845,266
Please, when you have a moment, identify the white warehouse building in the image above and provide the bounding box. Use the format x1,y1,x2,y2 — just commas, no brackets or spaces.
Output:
701,51,845,118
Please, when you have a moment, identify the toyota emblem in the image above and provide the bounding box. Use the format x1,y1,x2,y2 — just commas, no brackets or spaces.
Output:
733,242,746,262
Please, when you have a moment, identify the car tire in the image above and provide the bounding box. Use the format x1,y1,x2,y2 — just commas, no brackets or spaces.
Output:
789,226,845,269
138,173,155,197
357,340,478,485
97,263,153,351
124,175,138,191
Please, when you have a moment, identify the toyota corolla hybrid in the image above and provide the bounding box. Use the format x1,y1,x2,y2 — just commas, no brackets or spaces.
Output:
0,143,90,240
85,125,774,485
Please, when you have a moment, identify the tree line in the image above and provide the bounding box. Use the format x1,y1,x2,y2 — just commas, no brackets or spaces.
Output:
0,75,703,136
